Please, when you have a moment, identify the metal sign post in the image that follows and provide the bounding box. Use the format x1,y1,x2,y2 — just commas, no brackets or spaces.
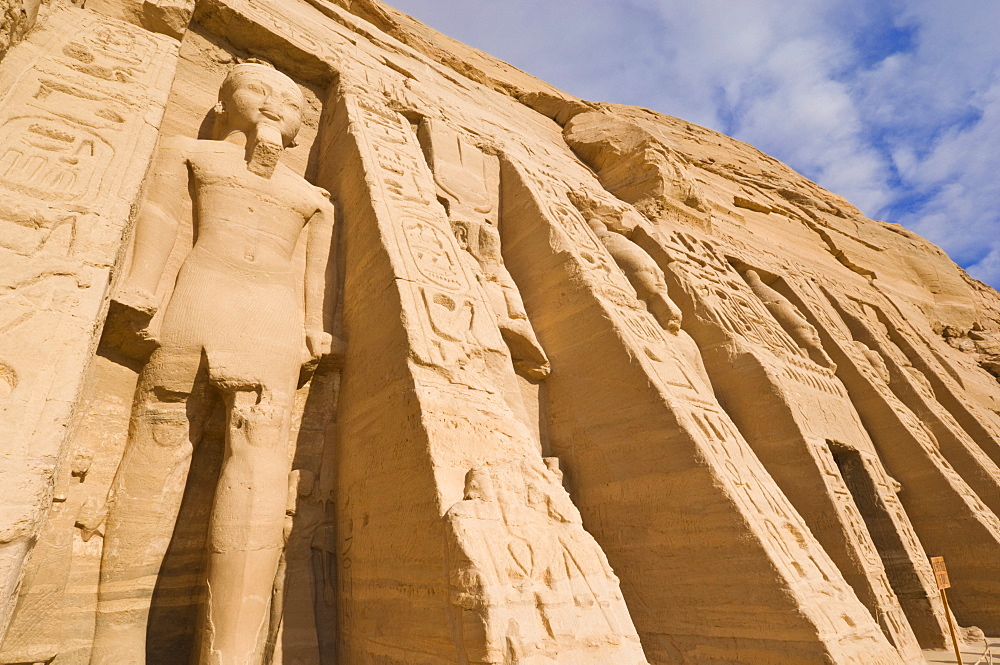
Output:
931,556,963,665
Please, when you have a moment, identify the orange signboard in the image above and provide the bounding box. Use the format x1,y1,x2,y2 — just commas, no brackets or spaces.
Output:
930,556,951,590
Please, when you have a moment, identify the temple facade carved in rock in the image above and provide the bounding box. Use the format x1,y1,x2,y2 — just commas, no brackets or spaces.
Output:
0,1,999,664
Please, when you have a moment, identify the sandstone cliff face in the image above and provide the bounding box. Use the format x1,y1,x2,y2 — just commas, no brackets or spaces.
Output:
0,1,998,665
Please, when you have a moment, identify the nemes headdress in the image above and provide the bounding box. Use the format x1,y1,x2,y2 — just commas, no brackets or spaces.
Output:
214,59,303,148
219,58,301,103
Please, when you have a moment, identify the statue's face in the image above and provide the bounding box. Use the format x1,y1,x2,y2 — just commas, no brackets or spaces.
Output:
220,67,304,147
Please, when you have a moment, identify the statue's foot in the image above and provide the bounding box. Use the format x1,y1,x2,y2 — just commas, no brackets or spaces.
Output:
500,322,550,381
329,334,347,363
74,496,108,541
649,297,683,334
112,286,158,317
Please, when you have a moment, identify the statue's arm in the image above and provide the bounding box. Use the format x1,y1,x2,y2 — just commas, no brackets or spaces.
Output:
118,137,192,310
303,192,337,359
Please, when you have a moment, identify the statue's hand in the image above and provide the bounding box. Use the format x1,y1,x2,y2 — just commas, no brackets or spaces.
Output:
113,285,158,318
299,331,345,385
305,330,334,360
102,285,160,362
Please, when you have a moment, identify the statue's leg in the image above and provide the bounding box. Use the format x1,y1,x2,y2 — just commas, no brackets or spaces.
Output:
90,348,208,665
199,382,294,665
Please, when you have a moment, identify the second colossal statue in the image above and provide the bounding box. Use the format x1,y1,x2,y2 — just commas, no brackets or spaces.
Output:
90,61,337,665
744,269,835,369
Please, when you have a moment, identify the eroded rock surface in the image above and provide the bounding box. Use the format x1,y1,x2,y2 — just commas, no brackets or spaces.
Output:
0,1,999,664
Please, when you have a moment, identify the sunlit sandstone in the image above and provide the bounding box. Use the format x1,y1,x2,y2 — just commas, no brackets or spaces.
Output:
0,1,998,664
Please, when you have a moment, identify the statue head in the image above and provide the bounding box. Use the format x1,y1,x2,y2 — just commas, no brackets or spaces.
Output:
463,468,496,502
215,61,304,148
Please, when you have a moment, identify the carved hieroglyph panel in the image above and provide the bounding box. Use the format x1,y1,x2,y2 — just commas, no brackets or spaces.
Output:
336,91,507,393
0,5,177,641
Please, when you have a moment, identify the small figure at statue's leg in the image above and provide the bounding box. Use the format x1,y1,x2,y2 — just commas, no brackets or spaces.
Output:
198,386,295,665
90,351,208,665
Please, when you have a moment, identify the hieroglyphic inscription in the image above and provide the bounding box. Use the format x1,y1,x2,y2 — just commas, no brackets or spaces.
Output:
787,274,855,342
0,8,175,342
866,458,929,565
660,231,808,359
0,6,177,643
341,92,504,389
0,14,170,210
815,443,884,571
0,118,111,204
0,5,174,408
687,402,861,631
662,233,859,407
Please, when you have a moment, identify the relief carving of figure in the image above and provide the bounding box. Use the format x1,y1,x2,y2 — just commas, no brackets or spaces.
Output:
568,190,683,334
584,217,682,334
744,269,836,369
445,459,645,665
417,118,550,380
90,62,337,665
851,340,891,385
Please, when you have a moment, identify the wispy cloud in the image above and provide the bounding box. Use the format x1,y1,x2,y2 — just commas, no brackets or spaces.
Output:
387,0,1000,287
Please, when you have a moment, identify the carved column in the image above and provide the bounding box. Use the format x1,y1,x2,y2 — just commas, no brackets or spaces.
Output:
317,81,647,665
630,228,936,658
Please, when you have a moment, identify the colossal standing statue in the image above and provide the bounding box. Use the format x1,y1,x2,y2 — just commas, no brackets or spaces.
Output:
90,61,337,665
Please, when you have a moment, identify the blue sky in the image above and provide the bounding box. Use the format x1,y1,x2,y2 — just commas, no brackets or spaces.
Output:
386,0,1000,289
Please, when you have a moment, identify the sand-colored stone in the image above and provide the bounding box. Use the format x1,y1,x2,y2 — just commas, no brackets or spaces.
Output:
0,5,177,644
0,0,39,60
1,0,999,664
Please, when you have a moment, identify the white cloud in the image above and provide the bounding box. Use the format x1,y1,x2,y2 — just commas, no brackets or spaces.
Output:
387,0,1000,287
854,1,1000,282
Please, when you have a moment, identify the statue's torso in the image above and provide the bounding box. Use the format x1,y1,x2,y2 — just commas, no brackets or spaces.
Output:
158,139,322,363
184,140,321,278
